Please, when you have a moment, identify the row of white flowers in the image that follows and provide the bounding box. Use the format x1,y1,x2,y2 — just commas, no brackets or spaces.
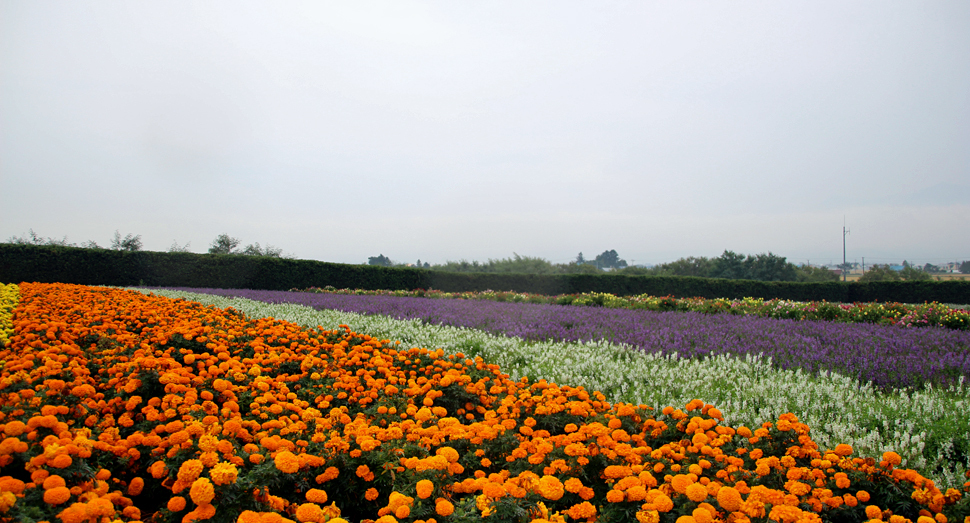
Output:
135,288,970,489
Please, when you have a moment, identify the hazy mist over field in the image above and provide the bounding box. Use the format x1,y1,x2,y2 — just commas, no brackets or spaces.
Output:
2,1,968,267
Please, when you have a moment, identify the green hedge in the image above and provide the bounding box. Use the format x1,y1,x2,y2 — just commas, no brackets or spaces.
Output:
1,244,967,304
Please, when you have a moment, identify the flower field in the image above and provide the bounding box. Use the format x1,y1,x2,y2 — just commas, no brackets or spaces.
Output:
140,290,970,492
290,288,970,332
160,289,970,392
1,283,969,523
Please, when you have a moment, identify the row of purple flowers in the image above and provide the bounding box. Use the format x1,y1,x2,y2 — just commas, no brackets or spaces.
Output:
164,288,970,391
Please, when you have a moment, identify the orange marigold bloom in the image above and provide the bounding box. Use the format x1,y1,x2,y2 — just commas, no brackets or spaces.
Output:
676,516,697,523
356,465,371,478
190,478,215,506
168,496,187,512
306,488,328,504
395,505,410,518
210,462,239,486
178,460,204,483
274,451,300,474
49,454,72,469
127,477,145,496
717,486,743,512
55,502,89,523
606,489,625,503
567,501,597,519
237,511,261,523
538,475,564,501
882,452,902,467
43,475,67,490
865,505,883,520
436,499,455,516
416,479,434,499
686,483,709,502
671,474,693,494
365,488,379,501
43,486,71,505
296,503,323,523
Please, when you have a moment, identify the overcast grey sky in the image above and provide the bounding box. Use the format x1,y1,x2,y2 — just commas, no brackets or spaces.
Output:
2,1,968,267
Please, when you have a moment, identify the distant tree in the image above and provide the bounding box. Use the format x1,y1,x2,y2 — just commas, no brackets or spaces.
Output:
209,234,240,255
169,240,191,253
576,252,586,264
6,229,73,246
240,243,282,257
744,252,797,281
562,261,603,274
961,261,970,274
110,231,142,251
653,256,715,277
858,265,901,282
594,250,627,270
794,265,839,282
900,265,931,281
922,263,941,274
368,254,393,267
710,250,747,279
80,240,103,249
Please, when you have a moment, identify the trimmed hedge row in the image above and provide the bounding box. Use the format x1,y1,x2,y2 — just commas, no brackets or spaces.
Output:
1,244,968,304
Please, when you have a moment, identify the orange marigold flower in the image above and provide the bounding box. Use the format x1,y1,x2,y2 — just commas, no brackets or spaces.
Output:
237,511,260,523
538,475,564,501
55,502,89,523
717,486,742,512
178,460,204,483
43,486,71,505
274,451,300,474
606,489,625,503
296,503,323,523
436,498,455,516
195,503,216,520
395,505,411,518
882,452,902,467
210,462,239,486
865,505,883,520
43,475,67,490
127,477,145,496
306,488,328,504
686,483,708,502
416,479,434,499
365,488,379,501
567,501,597,519
671,474,693,494
190,478,215,506
49,454,72,469
168,496,187,512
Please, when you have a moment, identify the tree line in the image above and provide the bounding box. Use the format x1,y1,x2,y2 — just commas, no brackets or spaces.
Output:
5,230,290,258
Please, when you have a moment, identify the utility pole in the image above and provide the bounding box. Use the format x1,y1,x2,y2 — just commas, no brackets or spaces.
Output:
843,218,850,282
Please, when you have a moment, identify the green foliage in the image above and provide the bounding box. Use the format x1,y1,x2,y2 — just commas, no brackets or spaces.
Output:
208,233,241,255
794,265,840,282
110,230,143,251
1,244,968,304
859,265,901,283
961,261,970,274
368,254,394,267
900,265,932,281
593,249,627,270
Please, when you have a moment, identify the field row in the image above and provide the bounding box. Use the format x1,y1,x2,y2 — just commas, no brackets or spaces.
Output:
291,287,970,331
163,288,970,392
0,282,965,523
145,289,970,492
